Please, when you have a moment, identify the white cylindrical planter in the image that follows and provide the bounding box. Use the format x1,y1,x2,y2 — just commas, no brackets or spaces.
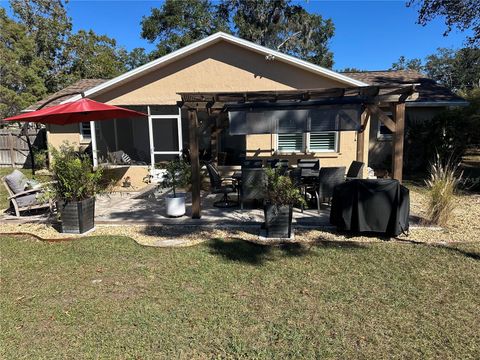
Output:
165,193,186,217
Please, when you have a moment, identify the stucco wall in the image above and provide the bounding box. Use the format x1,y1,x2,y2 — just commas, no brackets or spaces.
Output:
47,123,89,150
92,41,346,105
103,166,150,191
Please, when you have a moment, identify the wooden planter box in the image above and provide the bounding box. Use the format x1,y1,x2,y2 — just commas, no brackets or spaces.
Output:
58,197,95,234
264,204,293,238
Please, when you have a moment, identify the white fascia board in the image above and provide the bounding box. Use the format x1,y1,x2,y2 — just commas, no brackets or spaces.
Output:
61,32,367,104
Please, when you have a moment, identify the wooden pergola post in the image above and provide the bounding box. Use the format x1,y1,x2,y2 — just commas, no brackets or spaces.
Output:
356,109,369,164
188,109,202,218
391,102,406,183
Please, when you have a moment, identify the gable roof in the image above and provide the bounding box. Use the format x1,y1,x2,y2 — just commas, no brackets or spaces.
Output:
26,69,467,113
24,79,107,111
61,32,367,104
343,70,467,105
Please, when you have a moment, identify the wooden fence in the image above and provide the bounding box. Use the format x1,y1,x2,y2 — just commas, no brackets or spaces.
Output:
0,128,46,168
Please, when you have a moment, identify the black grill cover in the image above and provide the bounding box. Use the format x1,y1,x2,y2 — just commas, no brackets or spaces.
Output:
330,179,410,237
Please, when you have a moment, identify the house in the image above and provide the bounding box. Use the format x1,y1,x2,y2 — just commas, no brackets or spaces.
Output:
24,32,466,187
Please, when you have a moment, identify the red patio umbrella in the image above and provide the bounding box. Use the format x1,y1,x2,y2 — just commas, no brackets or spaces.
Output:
4,94,148,174
4,97,147,125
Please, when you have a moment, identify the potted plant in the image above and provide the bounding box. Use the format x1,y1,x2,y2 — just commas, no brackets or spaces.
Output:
47,143,105,234
264,167,306,238
161,158,191,217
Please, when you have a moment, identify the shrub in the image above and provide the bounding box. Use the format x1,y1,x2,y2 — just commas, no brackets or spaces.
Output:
425,153,463,226
264,167,306,207
47,143,104,202
160,158,191,197
33,149,48,170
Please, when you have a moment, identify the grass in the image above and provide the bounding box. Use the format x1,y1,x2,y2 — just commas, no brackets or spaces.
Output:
1,236,479,359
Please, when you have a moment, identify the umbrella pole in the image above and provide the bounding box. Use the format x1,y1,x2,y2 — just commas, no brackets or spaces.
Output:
21,122,36,176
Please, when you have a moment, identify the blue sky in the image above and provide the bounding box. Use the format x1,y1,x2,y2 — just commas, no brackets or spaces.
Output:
1,0,470,71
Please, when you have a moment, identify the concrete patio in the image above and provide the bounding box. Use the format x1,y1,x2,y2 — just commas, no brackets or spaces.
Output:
94,186,331,226
0,185,331,227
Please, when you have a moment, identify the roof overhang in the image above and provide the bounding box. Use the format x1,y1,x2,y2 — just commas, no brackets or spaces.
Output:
61,32,367,104
405,100,470,107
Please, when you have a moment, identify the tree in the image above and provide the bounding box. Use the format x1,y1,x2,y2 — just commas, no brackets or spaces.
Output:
424,47,480,90
0,8,48,119
408,0,480,46
141,0,229,58
390,56,424,72
9,0,72,92
226,0,334,67
63,30,127,80
338,67,364,73
141,0,335,68
119,47,151,71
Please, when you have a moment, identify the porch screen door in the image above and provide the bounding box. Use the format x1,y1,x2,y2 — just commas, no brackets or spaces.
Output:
148,106,183,181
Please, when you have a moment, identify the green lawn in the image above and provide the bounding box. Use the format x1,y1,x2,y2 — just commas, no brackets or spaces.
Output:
1,236,479,359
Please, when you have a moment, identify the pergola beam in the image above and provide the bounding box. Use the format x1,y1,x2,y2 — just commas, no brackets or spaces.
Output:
367,104,396,132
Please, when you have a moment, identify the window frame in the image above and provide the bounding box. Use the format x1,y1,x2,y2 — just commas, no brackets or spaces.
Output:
276,131,339,153
377,111,393,141
79,122,92,142
307,131,339,153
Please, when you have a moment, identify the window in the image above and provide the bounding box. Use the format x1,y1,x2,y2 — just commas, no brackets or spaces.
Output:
277,132,338,153
309,132,337,152
80,122,91,140
377,111,393,140
277,133,304,152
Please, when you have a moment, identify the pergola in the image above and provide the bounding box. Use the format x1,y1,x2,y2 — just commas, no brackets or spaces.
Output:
179,84,418,219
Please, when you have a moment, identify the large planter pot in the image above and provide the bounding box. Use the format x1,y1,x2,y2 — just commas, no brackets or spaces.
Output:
166,193,186,217
58,197,95,234
264,204,293,238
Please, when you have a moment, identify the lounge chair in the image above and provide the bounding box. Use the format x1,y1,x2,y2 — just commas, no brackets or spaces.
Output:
2,170,51,217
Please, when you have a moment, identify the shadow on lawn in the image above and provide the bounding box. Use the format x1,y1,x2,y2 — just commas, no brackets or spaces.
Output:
207,237,367,265
396,238,480,261
208,238,272,265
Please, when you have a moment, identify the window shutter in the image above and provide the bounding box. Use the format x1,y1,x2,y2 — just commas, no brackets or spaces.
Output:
277,134,303,152
310,132,336,152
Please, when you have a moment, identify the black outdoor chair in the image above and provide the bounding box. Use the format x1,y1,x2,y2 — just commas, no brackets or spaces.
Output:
240,168,267,209
205,161,238,208
297,159,320,170
314,166,346,213
266,159,289,175
346,161,364,179
242,159,263,168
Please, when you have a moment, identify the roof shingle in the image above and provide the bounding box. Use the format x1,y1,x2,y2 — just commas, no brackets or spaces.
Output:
24,79,108,111
343,70,465,103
